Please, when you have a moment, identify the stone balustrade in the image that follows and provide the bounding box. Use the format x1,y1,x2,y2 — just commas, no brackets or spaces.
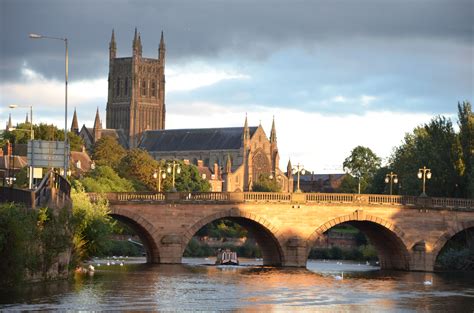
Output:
88,191,474,211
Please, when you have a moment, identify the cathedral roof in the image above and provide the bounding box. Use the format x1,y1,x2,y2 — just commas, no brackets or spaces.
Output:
80,127,129,149
139,127,258,152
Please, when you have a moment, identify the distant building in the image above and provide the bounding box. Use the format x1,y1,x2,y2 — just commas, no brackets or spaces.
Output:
296,173,346,193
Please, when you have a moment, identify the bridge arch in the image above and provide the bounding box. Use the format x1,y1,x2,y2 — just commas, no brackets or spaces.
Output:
109,207,161,263
307,211,411,270
182,208,285,266
432,220,474,268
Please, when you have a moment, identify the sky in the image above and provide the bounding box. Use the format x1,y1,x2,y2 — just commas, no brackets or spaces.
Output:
1,0,473,173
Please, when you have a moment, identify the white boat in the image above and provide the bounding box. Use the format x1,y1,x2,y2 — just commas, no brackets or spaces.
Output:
215,249,239,265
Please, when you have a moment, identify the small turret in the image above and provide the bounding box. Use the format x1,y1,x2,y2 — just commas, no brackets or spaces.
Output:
93,108,102,142
6,113,12,131
242,114,250,145
109,29,117,60
270,116,277,144
25,113,29,124
225,154,232,173
71,108,79,134
132,27,141,57
287,159,294,193
159,31,165,63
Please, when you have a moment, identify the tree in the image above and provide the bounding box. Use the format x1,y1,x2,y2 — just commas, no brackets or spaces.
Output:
252,174,280,192
343,146,381,193
117,149,159,191
390,116,461,197
80,165,136,192
92,136,126,169
457,101,474,198
160,160,211,192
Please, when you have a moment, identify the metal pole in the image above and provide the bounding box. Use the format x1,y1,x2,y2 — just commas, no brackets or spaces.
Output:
158,168,161,192
29,105,34,189
422,167,426,195
64,38,68,173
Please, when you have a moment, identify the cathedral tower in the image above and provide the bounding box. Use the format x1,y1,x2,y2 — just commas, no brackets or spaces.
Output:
106,28,166,148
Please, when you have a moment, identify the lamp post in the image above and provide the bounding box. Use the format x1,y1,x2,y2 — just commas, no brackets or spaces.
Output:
167,161,181,192
384,171,398,195
292,163,306,193
29,33,69,174
153,167,167,192
8,104,34,189
417,166,432,197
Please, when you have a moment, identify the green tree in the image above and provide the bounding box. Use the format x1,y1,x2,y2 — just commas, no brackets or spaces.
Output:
390,116,461,197
118,149,160,191
343,146,381,193
80,165,136,192
160,160,211,192
92,136,126,169
70,181,115,262
457,101,474,198
252,174,280,192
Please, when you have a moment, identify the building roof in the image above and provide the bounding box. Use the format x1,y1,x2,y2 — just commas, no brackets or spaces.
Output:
80,126,129,149
139,127,258,152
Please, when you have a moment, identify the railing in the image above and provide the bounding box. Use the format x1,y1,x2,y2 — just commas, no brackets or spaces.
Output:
0,170,71,210
244,192,291,202
88,191,474,210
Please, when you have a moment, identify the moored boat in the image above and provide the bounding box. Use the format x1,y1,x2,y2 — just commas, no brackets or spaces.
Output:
215,249,239,265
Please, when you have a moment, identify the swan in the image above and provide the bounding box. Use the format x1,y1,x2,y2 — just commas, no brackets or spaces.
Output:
88,265,95,272
423,278,433,286
334,272,344,280
106,261,110,266
119,262,124,266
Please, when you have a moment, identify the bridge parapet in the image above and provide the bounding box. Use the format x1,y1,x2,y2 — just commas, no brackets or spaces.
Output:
90,191,474,211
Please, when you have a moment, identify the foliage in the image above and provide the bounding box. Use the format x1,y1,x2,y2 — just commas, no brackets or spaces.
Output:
117,149,160,191
0,203,73,286
80,165,136,192
70,182,115,263
338,174,362,193
308,245,378,261
343,146,381,193
457,101,474,198
390,116,461,197
196,219,248,238
92,136,126,169
435,227,474,271
160,160,211,192
99,240,144,257
252,174,281,192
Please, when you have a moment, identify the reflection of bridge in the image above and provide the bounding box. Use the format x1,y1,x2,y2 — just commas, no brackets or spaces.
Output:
91,192,474,272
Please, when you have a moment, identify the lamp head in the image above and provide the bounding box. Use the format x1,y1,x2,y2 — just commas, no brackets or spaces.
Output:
162,173,166,179
426,171,432,179
177,166,181,174
153,172,158,179
29,33,43,39
417,171,422,179
8,104,18,109
393,177,399,184
385,177,389,184
301,169,306,175
167,166,172,174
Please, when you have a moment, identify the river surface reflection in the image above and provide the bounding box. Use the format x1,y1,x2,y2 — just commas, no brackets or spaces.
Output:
1,258,473,311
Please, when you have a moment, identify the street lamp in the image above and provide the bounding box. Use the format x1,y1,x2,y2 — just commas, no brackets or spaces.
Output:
417,166,432,197
8,104,34,189
167,161,181,191
292,163,306,193
29,33,69,174
153,167,167,192
384,171,398,195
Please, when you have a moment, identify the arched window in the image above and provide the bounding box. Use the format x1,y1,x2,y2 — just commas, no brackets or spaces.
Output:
141,80,147,96
151,80,157,97
116,78,120,96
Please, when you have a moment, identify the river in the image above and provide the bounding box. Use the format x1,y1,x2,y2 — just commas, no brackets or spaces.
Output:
1,258,473,312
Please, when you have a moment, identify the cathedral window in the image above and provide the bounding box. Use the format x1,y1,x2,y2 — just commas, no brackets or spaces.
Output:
116,78,120,96
124,78,128,96
151,80,157,97
141,80,147,96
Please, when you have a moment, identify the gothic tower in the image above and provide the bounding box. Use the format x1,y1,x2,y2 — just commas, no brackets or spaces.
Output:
106,28,166,148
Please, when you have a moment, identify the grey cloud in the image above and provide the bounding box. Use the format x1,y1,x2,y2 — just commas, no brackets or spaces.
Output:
1,0,472,82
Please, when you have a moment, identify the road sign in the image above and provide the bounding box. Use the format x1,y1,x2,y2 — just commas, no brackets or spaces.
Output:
27,140,69,169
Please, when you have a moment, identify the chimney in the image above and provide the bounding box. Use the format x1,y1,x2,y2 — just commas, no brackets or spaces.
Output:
197,160,204,168
213,163,219,178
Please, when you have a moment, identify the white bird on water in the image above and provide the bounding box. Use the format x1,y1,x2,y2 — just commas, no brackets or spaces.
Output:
334,272,344,280
424,277,433,286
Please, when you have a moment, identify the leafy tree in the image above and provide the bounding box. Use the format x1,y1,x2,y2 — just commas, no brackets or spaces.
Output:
92,136,126,169
343,146,381,193
337,174,360,193
80,165,136,192
70,181,115,262
252,174,280,192
390,116,461,197
457,101,474,198
160,160,211,192
118,149,160,191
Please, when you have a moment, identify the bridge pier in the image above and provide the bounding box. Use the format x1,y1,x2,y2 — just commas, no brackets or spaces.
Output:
282,237,308,267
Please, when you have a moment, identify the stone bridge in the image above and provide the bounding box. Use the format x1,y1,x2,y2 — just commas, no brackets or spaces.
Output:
91,192,474,272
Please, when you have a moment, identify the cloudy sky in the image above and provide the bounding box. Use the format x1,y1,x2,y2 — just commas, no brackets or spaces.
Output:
1,0,472,172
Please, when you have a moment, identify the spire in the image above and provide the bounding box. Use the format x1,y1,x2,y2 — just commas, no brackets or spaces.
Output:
138,32,143,56
242,114,250,143
287,159,292,175
225,154,232,173
133,27,140,57
93,107,102,130
270,116,277,143
159,30,165,62
25,113,29,124
7,113,12,130
109,29,117,59
71,108,79,133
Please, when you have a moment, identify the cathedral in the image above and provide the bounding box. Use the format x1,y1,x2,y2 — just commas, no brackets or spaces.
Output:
74,29,292,192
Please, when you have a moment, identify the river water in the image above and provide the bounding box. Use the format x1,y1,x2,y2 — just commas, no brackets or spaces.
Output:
1,258,473,312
